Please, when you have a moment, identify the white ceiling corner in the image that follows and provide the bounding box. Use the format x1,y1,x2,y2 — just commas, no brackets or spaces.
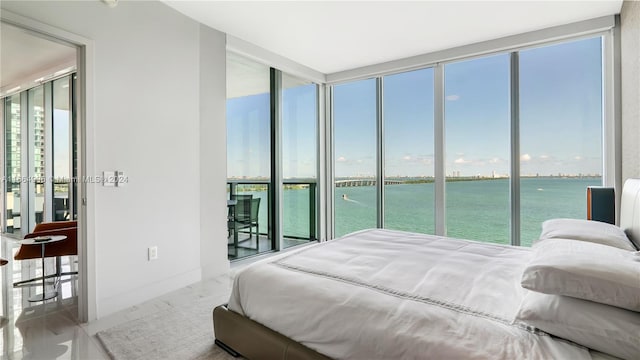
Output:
1,22,76,94
164,0,623,75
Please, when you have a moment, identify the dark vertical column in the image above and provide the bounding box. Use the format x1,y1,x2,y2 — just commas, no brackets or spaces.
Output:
510,52,521,246
376,77,385,228
270,68,282,251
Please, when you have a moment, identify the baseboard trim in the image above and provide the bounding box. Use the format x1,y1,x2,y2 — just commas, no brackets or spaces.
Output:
201,260,230,279
97,268,201,318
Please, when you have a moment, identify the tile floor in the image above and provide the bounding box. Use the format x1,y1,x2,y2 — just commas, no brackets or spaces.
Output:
1,244,109,360
0,237,238,360
0,234,309,360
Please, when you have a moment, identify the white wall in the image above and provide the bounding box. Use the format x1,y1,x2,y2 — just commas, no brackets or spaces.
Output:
0,0,229,318
621,1,640,180
199,25,229,278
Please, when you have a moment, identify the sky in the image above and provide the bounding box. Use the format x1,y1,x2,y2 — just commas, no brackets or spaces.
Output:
226,83,317,179
228,36,603,179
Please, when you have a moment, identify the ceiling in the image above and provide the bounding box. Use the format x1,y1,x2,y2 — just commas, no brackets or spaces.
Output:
0,0,623,96
165,0,623,74
0,22,76,96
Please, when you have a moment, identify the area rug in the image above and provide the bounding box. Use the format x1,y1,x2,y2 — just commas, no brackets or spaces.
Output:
96,295,237,360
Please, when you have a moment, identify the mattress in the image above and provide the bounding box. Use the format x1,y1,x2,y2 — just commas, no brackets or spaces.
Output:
228,229,604,359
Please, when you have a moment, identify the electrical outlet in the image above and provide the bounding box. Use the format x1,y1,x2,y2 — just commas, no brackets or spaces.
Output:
148,246,158,261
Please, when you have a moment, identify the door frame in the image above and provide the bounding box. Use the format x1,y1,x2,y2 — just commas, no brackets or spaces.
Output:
1,10,96,322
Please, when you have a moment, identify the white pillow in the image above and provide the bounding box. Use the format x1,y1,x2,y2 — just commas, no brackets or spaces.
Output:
515,290,640,360
522,239,640,312
539,218,637,251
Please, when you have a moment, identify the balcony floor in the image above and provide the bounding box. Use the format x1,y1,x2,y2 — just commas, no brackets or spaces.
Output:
227,233,312,260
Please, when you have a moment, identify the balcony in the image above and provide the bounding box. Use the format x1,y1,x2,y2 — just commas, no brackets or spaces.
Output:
227,180,317,260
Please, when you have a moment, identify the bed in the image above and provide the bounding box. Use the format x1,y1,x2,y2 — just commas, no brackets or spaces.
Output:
213,179,640,360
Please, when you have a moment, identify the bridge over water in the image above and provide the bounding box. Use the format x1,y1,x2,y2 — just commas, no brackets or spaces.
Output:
335,179,404,187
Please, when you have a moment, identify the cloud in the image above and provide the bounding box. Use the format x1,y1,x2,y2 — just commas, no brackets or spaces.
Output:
446,95,460,101
489,157,501,164
521,154,531,162
337,156,347,162
574,156,583,160
539,155,549,160
454,157,471,164
403,155,412,161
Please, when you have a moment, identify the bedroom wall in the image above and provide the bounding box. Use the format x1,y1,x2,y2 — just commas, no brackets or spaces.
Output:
0,0,230,318
621,1,640,180
199,25,229,278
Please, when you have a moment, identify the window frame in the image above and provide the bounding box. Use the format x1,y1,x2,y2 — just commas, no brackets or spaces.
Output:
226,51,322,260
1,73,76,237
328,31,616,246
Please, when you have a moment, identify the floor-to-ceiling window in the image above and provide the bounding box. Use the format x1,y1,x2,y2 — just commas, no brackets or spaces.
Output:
226,53,319,260
226,53,273,259
333,79,377,237
519,37,603,246
27,85,45,226
445,55,510,244
330,35,605,246
4,93,22,235
2,74,77,236
52,76,73,222
383,69,435,234
282,73,318,248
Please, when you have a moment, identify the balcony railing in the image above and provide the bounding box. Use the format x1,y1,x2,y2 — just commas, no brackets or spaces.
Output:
227,180,317,260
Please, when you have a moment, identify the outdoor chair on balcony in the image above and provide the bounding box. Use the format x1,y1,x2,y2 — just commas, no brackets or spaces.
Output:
13,221,78,287
228,197,260,251
228,194,252,240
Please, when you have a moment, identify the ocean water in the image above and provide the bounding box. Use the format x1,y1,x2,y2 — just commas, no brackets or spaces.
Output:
236,177,601,247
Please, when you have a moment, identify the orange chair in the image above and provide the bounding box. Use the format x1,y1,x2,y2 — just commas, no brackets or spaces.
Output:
13,221,77,287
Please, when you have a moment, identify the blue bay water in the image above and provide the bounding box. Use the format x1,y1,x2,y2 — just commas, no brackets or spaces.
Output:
237,177,601,247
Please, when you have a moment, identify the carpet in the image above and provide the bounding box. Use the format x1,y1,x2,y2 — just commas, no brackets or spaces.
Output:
96,295,237,360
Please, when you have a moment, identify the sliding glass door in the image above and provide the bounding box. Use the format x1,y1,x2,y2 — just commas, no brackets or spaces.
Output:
226,53,272,259
226,53,320,260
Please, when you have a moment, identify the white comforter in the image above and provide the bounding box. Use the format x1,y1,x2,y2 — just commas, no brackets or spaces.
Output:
228,229,599,359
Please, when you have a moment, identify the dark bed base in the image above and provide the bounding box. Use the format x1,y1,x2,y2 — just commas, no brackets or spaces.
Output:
213,305,332,360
